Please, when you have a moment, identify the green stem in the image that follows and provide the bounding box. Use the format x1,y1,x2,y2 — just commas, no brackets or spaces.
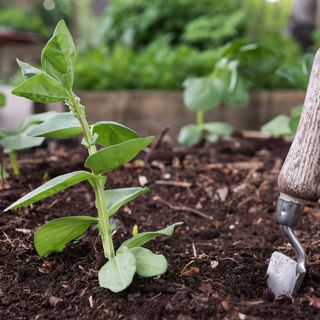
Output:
68,92,115,259
197,111,204,126
9,151,20,176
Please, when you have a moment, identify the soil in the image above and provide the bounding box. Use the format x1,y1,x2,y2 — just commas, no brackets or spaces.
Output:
1,132,320,320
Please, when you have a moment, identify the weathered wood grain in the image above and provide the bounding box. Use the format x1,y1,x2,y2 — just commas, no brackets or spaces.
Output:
279,49,320,202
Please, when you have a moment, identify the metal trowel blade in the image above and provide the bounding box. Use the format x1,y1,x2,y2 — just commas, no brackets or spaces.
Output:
267,251,304,298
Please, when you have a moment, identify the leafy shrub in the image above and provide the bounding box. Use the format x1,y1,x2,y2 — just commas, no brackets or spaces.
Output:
0,6,49,37
74,41,222,90
100,0,250,49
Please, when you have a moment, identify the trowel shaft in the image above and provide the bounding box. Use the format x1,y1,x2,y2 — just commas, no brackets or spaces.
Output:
278,49,320,204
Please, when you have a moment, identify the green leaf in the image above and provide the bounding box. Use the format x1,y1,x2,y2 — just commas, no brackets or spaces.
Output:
53,19,71,35
122,222,183,249
92,121,139,147
289,105,302,135
99,246,136,292
276,66,308,90
0,128,44,152
290,105,303,117
131,247,167,277
85,136,154,174
28,112,82,139
302,53,313,77
178,124,203,146
17,59,41,79
4,171,92,211
34,215,98,256
224,77,249,107
19,111,58,132
41,20,75,88
105,187,150,217
261,115,292,137
0,92,6,107
12,73,69,103
289,116,300,135
203,122,233,142
183,77,223,112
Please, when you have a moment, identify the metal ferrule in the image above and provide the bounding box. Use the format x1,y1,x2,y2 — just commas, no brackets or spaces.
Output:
276,197,304,228
275,196,306,277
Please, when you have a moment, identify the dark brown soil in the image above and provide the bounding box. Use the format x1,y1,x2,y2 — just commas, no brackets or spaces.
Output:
1,133,320,320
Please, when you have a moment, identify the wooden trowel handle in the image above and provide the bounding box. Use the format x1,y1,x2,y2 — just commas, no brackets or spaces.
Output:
278,49,320,203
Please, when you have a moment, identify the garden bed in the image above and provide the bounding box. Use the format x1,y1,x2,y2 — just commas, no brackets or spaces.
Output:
1,132,320,319
47,90,305,135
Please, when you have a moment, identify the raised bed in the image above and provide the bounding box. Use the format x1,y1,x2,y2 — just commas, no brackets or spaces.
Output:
1,133,319,319
0,88,305,133
74,90,305,135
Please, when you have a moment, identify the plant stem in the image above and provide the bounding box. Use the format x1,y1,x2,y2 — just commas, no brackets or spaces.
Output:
197,111,204,126
9,151,20,176
68,92,115,259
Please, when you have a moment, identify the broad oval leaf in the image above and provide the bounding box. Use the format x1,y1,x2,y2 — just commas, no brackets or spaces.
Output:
261,115,292,137
12,73,69,103
19,111,58,132
5,171,92,211
0,131,44,152
41,20,75,89
224,77,249,107
17,59,42,79
105,187,150,217
99,246,136,293
85,136,154,174
122,222,183,249
131,247,167,277
92,121,139,147
35,215,98,256
183,77,223,112
178,124,203,146
203,122,233,142
28,112,82,139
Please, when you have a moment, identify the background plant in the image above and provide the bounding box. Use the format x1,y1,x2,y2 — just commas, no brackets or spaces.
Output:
0,110,56,176
5,20,181,293
178,43,257,146
261,53,313,137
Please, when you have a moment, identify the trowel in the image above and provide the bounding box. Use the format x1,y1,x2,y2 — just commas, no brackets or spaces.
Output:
267,49,320,298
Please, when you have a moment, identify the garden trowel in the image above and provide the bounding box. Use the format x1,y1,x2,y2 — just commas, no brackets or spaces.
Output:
267,49,320,298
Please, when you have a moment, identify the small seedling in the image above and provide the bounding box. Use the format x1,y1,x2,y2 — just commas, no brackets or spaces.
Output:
0,111,57,175
262,53,313,137
178,45,250,146
5,20,182,292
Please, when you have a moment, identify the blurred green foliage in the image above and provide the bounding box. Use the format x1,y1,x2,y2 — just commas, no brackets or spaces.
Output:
0,0,308,92
0,6,50,37
261,53,313,137
73,0,303,91
0,0,70,38
74,40,222,90
100,0,249,49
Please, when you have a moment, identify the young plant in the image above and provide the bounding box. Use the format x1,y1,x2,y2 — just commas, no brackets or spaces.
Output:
178,55,248,146
5,20,182,292
0,111,57,175
261,53,313,137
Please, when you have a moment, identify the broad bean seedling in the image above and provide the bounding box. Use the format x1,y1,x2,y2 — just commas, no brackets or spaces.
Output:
179,42,255,146
5,20,181,292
